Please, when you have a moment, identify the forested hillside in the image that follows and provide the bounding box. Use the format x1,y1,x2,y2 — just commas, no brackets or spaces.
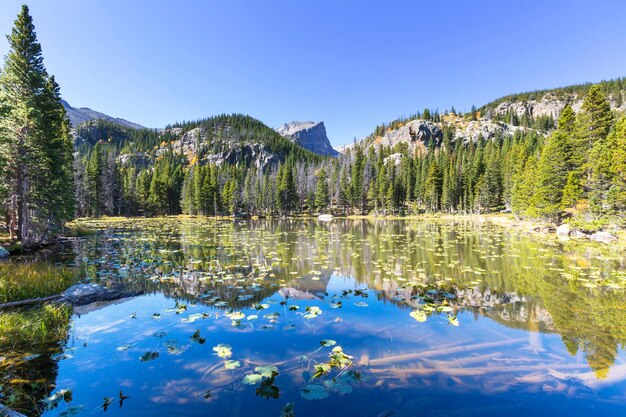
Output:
2,5,624,241
74,114,323,217
72,80,626,229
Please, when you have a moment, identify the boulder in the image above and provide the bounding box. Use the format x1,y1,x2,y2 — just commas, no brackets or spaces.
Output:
0,246,9,258
589,231,618,244
570,230,588,239
556,224,571,237
60,284,142,307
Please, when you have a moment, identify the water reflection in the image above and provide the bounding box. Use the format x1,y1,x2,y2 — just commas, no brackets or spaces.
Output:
2,218,626,416
66,218,626,377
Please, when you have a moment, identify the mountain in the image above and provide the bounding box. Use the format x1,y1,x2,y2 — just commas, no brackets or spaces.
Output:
76,114,323,169
343,114,531,154
480,77,625,121
276,121,339,157
345,77,625,153
62,100,145,129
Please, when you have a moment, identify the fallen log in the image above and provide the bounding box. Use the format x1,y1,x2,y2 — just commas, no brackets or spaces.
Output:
368,337,526,366
368,363,590,377
0,295,62,310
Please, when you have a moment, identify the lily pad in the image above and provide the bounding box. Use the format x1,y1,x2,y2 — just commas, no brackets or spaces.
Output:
213,344,233,358
409,310,427,322
242,373,263,385
224,360,241,369
255,365,278,377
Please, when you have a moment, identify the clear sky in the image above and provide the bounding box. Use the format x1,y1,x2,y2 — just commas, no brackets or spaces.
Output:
0,0,625,146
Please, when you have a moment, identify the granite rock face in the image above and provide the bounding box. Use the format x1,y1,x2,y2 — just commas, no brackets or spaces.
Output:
491,92,626,120
343,117,528,155
379,119,443,151
276,121,339,157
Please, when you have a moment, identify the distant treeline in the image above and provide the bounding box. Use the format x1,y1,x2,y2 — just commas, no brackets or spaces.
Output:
75,85,625,228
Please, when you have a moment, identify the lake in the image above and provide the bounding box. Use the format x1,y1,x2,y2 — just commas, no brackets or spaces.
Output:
2,218,626,417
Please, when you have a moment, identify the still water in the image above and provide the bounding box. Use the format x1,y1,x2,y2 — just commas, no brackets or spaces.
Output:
4,218,626,416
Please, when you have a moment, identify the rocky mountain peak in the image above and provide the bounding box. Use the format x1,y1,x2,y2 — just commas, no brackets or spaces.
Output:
62,100,145,130
276,121,339,157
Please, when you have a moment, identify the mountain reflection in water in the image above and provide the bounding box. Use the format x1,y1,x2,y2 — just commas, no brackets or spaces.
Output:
2,218,625,417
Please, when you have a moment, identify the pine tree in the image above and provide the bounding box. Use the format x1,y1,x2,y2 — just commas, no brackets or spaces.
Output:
314,168,329,212
86,144,104,216
511,156,538,215
607,117,626,211
576,85,614,150
0,5,75,246
532,106,575,221
350,146,365,213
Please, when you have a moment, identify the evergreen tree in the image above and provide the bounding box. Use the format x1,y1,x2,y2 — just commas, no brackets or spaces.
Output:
0,5,75,246
607,117,626,212
86,144,104,216
314,168,329,212
532,107,575,221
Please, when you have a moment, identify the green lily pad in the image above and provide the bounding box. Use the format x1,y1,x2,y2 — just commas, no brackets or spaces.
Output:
409,310,427,322
213,344,232,358
224,360,241,369
255,365,278,377
242,373,263,385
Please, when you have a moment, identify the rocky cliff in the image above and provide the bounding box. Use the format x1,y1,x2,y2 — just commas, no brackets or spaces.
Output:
489,91,626,120
344,115,531,154
481,77,626,120
342,77,625,154
156,125,282,169
276,121,339,157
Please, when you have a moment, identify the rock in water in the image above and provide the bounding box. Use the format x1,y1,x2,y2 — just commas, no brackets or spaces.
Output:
0,246,9,258
276,121,339,157
60,284,141,306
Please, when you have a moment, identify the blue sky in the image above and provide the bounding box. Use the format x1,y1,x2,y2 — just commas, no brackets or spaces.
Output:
1,0,625,146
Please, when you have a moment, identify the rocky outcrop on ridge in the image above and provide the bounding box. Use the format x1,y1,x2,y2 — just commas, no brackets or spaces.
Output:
276,121,339,157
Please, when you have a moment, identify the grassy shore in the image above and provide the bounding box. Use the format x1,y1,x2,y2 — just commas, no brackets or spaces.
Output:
0,303,72,350
0,263,77,351
0,263,78,304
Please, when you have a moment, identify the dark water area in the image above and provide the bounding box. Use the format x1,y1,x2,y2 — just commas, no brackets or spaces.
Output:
2,218,626,417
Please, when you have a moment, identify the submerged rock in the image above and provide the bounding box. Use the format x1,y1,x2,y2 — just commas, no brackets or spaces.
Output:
60,284,142,307
0,246,9,258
